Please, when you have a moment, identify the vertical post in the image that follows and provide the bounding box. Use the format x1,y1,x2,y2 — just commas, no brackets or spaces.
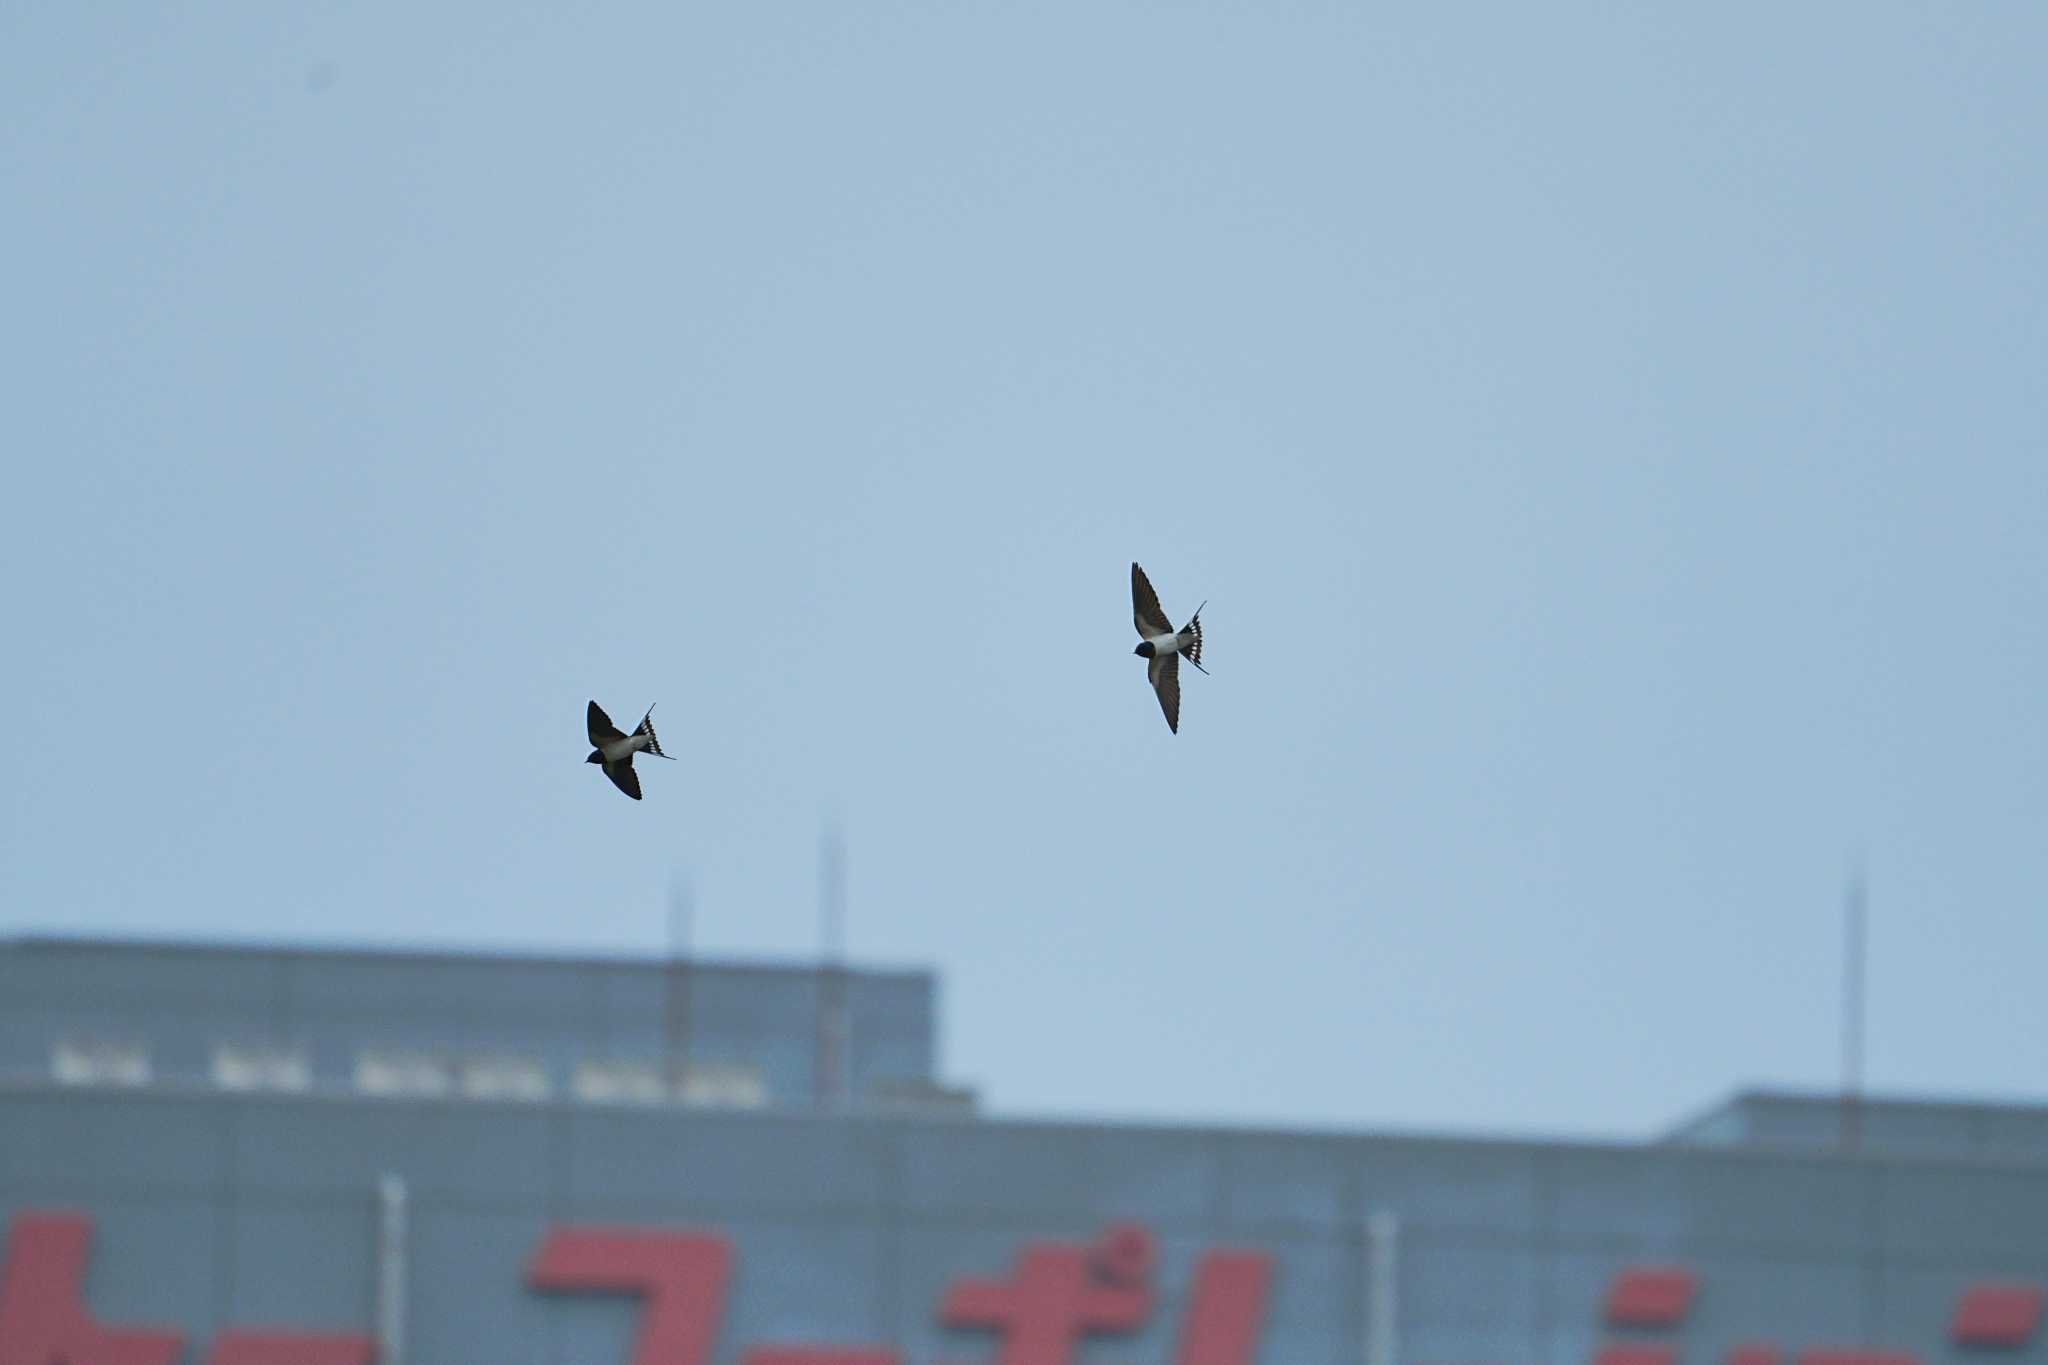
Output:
666,874,694,1101
1842,860,1866,1153
816,823,848,1111
270,949,290,1051
1366,1211,1399,1365
376,1173,408,1365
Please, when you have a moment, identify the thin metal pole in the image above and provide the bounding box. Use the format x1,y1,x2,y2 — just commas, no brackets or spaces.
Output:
376,1173,408,1365
666,874,694,1100
816,823,848,1110
1842,860,1866,1153
1366,1211,1399,1365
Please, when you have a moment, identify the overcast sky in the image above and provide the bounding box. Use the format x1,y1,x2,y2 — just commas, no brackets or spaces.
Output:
4,4,2044,1140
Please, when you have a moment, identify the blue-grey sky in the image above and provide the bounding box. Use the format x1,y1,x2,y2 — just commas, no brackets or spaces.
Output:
4,4,2044,1140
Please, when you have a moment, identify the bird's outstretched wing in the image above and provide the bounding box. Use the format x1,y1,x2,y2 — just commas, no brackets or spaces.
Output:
588,700,627,748
603,759,643,800
1147,651,1181,733
1131,562,1173,638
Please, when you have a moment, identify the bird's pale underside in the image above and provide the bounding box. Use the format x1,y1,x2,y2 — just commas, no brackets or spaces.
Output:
586,700,671,800
1131,561,1206,734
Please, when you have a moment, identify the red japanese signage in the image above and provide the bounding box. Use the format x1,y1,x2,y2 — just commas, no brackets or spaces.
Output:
0,1214,371,1365
1578,1266,2044,1365
0,1213,1267,1365
1952,1287,2045,1348
5,1212,2044,1365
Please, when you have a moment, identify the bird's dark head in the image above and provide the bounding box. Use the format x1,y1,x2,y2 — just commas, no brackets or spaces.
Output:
585,751,603,765
1134,640,1156,658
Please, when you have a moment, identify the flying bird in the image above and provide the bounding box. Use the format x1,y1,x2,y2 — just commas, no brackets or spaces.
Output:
585,700,672,800
1130,562,1206,733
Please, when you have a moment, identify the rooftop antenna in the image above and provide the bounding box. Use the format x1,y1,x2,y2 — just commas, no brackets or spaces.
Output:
1840,854,1866,1153
815,819,849,1111
666,871,694,1101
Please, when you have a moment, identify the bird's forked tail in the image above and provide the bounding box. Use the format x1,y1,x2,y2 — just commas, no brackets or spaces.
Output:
1179,605,1207,674
636,705,674,759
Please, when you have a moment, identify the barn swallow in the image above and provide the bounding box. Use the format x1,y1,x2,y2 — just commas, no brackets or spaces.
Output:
1130,562,1206,733
586,700,672,800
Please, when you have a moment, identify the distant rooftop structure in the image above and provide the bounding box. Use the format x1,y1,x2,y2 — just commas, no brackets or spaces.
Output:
0,935,975,1116
1664,1088,2048,1163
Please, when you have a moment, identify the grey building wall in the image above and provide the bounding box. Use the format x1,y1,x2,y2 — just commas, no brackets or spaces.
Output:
1668,1090,2048,1164
7,940,2045,1365
0,936,941,1109
7,1084,2048,1365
